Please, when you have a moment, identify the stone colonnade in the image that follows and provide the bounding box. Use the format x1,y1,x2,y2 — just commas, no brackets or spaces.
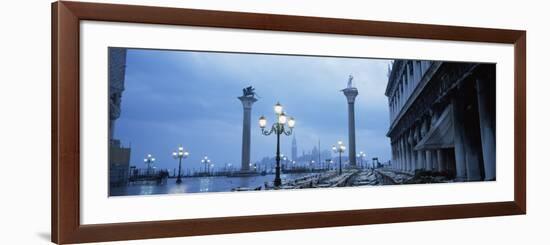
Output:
390,68,496,181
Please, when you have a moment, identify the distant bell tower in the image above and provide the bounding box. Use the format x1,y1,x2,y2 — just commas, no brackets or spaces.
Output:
291,135,298,161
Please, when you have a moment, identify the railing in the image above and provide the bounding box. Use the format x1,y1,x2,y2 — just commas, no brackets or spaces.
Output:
128,168,169,183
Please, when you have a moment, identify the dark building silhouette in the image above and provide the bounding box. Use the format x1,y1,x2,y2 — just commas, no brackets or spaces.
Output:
109,48,131,188
385,60,496,181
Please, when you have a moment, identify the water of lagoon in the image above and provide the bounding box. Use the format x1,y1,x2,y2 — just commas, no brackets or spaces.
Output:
110,173,309,196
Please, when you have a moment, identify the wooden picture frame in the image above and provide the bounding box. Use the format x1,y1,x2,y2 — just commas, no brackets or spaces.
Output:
51,1,526,244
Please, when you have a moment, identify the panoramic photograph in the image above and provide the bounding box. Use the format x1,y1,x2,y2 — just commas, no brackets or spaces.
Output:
108,47,496,197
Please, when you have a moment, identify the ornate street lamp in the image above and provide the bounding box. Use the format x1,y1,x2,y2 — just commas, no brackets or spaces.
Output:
143,154,155,175
201,156,211,176
259,102,295,187
332,140,346,175
357,151,366,169
172,145,189,184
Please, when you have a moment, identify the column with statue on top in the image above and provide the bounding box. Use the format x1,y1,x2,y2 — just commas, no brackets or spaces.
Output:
238,86,258,173
342,75,359,167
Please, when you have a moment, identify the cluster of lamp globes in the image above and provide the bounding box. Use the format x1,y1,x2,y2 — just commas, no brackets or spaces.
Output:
331,142,367,158
332,140,346,153
172,146,190,160
144,154,156,163
143,153,158,173
258,102,296,129
201,156,213,168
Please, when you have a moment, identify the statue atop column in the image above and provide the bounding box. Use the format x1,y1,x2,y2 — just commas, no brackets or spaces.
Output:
347,75,354,88
242,86,258,98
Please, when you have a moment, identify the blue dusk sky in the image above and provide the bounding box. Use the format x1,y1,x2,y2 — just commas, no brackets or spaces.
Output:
114,48,393,171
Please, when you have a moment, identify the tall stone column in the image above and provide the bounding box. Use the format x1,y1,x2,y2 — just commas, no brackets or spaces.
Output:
420,119,430,170
398,144,403,171
238,95,258,172
425,150,433,171
460,93,483,181
401,136,408,171
342,84,359,167
407,130,416,172
416,150,424,170
405,136,411,171
400,144,405,171
452,98,468,181
390,144,397,169
476,78,496,180
395,147,401,169
415,126,425,170
464,131,483,181
396,141,402,171
436,149,445,172
399,135,409,171
405,137,411,171
394,144,399,170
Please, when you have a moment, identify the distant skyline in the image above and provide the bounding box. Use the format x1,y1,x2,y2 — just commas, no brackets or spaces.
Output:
113,48,393,171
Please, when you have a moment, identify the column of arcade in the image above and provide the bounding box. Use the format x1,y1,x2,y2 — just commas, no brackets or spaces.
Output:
392,111,446,173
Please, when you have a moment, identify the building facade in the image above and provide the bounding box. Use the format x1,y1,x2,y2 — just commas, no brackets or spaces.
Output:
109,48,131,188
385,60,496,181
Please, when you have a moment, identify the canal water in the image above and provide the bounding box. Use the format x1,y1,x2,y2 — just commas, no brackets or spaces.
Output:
110,173,309,196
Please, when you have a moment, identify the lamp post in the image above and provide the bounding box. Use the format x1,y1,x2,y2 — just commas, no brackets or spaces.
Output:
201,156,211,176
259,102,296,187
357,151,366,169
172,146,189,184
325,159,332,171
143,154,155,175
332,141,346,175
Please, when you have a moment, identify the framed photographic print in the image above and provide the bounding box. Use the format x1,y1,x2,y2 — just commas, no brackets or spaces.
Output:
52,1,526,244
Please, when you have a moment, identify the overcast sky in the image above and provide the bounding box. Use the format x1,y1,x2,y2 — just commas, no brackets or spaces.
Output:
114,48,393,171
